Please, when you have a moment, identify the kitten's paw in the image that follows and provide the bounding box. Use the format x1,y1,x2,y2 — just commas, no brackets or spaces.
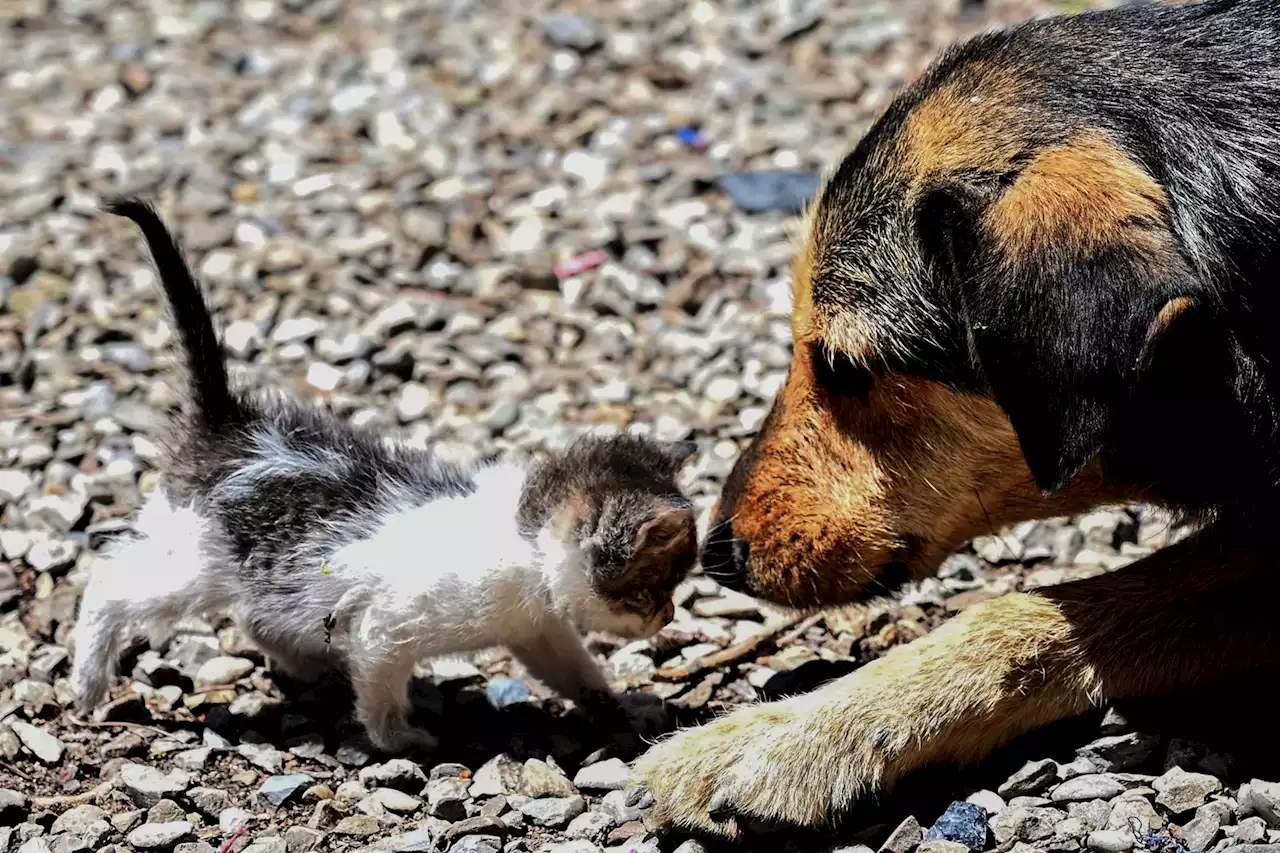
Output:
68,665,110,718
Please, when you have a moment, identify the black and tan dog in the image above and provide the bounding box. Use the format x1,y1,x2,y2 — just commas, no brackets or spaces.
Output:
633,0,1280,839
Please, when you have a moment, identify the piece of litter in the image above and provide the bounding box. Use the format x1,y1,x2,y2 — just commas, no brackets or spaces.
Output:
554,249,608,280
716,170,822,214
674,127,707,150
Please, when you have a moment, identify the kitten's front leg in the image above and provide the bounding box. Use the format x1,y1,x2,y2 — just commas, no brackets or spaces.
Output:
347,612,438,754
511,620,634,736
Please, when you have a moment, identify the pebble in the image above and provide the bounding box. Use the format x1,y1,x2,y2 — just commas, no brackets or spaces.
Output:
427,778,471,821
195,655,255,687
1153,766,1222,813
448,838,501,853
7,721,63,763
990,806,1063,845
539,13,602,50
716,171,823,214
565,811,613,841
518,796,586,828
881,815,923,853
119,765,193,807
25,538,78,573
572,758,630,792
271,317,324,345
127,821,193,849
361,759,428,793
257,773,315,808
220,808,255,833
485,678,532,709
1243,780,1280,826
1001,759,1061,798
372,788,422,813
1079,733,1160,773
1086,829,1135,852
924,801,988,853
1051,774,1127,803
518,758,577,798
471,754,522,798
0,788,27,820
918,843,970,853
332,815,384,837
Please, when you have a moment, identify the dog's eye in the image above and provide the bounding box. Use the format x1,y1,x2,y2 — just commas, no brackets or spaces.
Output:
810,347,874,400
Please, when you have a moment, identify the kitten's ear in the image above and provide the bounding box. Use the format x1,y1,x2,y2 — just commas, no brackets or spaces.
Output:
662,440,698,473
634,506,694,552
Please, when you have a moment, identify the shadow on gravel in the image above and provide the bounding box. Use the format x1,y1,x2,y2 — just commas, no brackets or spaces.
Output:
171,666,727,776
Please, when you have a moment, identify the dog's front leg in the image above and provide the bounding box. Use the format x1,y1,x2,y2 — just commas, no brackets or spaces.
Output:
634,524,1279,839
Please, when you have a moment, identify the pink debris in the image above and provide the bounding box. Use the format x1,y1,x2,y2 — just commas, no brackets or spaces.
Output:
554,249,608,280
219,820,255,853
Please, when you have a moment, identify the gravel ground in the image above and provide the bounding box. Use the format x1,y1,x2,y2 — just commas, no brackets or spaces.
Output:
3,0,1272,852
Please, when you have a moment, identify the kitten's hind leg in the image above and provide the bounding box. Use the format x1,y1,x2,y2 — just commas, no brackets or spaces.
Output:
69,493,214,714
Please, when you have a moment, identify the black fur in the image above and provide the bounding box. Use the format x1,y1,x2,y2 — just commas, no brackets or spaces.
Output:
104,198,242,430
806,0,1280,521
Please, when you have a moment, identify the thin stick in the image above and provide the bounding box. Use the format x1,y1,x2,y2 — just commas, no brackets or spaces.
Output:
65,714,175,739
32,779,114,810
774,612,825,647
653,614,804,682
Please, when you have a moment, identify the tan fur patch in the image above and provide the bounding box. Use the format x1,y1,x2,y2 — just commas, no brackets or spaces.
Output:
1141,295,1195,373
725,340,1138,609
899,65,1033,178
986,130,1168,256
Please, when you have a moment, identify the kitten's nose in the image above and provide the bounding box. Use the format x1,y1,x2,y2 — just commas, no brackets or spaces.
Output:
700,520,751,593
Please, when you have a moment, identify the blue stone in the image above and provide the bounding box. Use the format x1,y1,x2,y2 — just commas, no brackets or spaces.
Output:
924,801,989,853
255,772,314,808
486,678,532,709
716,170,823,214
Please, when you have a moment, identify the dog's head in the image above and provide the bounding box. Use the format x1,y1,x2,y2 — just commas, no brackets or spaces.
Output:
703,33,1206,608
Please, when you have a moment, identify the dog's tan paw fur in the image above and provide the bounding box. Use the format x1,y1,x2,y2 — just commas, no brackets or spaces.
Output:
632,661,907,839
633,592,1104,839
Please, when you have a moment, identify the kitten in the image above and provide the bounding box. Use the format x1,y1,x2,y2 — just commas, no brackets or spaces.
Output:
69,198,700,753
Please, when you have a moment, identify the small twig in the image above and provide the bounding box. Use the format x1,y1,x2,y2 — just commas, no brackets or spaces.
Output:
774,612,826,647
0,760,31,781
32,779,114,810
65,714,175,739
653,614,804,682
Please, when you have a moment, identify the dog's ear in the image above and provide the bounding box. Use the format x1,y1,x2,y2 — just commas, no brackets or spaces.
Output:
968,247,1195,495
917,135,1200,495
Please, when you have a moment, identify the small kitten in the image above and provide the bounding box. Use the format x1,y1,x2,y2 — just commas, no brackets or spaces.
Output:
69,198,699,753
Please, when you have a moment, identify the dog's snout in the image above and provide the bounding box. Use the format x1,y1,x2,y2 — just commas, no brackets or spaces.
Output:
700,520,751,592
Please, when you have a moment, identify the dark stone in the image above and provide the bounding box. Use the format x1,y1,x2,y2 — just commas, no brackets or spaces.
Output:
924,801,989,853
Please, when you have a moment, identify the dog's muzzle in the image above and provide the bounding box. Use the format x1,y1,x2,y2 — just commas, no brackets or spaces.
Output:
700,520,751,593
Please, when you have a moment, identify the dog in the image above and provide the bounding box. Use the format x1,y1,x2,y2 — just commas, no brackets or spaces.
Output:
633,0,1280,839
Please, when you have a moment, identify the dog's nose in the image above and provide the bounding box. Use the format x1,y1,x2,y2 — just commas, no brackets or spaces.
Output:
700,521,751,592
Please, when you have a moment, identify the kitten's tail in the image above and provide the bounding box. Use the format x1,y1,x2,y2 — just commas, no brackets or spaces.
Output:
105,196,241,429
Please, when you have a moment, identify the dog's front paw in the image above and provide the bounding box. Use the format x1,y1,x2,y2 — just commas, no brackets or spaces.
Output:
632,696,870,839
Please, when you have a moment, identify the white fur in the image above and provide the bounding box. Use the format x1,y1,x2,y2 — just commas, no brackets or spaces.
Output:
69,461,658,753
